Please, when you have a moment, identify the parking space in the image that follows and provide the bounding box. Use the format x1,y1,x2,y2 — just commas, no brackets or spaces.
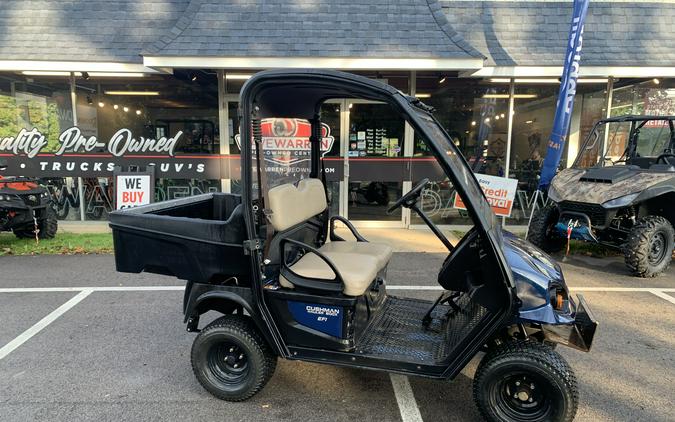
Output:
0,253,673,422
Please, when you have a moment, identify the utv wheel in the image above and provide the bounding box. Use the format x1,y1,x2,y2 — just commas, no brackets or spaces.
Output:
624,215,674,278
473,340,578,422
191,315,277,401
39,206,58,239
527,205,565,253
12,207,58,239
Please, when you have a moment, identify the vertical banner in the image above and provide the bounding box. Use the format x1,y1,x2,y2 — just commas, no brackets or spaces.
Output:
538,0,590,190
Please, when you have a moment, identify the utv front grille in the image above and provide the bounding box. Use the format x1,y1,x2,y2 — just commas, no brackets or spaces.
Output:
558,201,607,227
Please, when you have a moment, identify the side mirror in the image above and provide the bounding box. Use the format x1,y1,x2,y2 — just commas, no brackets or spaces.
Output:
0,158,7,171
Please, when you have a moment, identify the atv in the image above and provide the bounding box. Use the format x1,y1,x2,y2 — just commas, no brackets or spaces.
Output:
528,115,675,278
110,70,597,422
0,158,58,239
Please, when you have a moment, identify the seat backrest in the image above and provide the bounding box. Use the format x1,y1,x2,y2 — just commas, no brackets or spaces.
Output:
267,178,327,232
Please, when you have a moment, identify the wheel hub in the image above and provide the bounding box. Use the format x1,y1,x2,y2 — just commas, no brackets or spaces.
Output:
649,232,667,264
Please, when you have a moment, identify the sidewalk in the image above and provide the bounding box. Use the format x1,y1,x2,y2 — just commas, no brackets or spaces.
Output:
57,221,526,253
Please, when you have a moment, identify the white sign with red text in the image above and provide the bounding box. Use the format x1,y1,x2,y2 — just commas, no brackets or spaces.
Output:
116,174,151,210
454,173,518,217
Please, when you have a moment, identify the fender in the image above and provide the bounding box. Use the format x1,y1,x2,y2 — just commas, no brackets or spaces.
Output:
183,281,282,355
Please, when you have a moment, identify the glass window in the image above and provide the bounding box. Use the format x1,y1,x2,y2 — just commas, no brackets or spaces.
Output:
411,75,508,225
611,79,675,117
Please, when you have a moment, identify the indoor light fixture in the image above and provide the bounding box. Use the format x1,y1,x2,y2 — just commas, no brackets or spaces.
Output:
471,121,476,126
98,102,105,108
653,78,660,85
123,106,129,112
104,91,160,96
225,73,253,80
439,76,447,84
483,94,537,99
21,71,145,78
136,110,142,115
490,78,608,84
525,120,534,124
113,104,119,110
416,93,431,98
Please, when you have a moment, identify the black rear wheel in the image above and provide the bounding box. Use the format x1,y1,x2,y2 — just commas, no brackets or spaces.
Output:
191,315,277,401
473,340,578,422
527,204,565,253
624,215,674,278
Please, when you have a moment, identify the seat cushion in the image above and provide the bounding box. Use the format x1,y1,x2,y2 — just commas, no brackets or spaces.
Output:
319,241,393,270
280,252,379,296
267,179,327,231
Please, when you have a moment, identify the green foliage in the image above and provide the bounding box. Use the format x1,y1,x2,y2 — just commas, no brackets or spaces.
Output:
0,232,113,256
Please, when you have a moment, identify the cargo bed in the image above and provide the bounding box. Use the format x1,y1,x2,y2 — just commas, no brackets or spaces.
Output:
109,193,248,283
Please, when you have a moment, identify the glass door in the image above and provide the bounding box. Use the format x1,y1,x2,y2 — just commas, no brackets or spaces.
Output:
345,100,406,227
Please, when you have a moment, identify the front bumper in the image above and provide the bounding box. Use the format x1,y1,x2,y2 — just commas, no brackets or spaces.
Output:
542,294,598,352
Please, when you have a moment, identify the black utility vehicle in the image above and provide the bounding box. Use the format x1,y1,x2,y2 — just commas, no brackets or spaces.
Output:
528,115,675,277
0,159,58,239
110,70,597,422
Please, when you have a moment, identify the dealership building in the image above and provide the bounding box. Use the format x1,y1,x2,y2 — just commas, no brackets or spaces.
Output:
1,0,674,227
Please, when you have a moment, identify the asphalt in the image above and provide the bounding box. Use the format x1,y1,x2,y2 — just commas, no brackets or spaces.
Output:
0,252,673,422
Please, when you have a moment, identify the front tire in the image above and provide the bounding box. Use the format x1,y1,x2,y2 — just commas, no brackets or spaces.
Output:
12,207,58,239
191,315,277,401
624,215,674,278
527,204,565,253
473,340,579,422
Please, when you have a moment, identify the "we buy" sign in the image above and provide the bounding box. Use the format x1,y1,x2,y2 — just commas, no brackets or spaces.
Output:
116,174,152,210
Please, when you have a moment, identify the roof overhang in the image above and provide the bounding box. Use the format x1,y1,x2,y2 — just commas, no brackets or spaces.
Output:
0,60,168,74
466,66,675,78
143,56,485,71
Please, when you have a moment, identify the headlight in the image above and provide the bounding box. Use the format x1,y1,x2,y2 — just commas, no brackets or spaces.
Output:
602,192,639,208
549,284,571,313
547,184,562,203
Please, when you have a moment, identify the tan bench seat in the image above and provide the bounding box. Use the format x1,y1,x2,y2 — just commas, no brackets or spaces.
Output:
319,241,393,271
280,251,380,296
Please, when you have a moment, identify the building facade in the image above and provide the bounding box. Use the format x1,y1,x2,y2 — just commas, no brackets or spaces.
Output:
1,0,674,227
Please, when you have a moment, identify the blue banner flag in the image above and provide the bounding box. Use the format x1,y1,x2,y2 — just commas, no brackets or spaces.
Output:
538,0,590,190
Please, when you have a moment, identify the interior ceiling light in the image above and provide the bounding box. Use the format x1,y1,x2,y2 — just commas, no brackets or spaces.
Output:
490,78,609,84
416,93,431,98
225,73,253,80
98,102,105,108
104,91,160,96
123,106,129,112
653,78,660,85
113,104,119,110
483,94,537,99
21,71,145,78
439,76,447,84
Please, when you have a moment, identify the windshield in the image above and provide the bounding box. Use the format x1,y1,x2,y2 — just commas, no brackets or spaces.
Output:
575,119,674,168
412,106,497,229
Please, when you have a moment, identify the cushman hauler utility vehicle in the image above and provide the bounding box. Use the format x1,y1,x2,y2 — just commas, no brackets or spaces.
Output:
528,115,675,278
110,70,597,422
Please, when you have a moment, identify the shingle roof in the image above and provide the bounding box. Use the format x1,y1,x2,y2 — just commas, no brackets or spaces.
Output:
443,1,675,67
0,0,191,63
144,0,484,59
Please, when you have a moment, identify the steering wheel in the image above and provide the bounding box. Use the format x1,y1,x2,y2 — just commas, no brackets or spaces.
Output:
656,153,675,166
387,178,430,214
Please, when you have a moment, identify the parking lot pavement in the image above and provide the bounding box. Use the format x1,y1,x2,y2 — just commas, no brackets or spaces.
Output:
0,253,673,422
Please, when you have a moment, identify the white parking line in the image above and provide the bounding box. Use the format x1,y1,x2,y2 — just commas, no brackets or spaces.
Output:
0,286,673,293
650,290,675,305
0,289,92,361
390,374,423,422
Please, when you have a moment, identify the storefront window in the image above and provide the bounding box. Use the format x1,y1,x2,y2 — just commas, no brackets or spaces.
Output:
611,79,675,117
411,75,509,225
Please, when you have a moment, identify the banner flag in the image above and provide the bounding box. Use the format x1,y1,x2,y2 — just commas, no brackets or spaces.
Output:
538,0,590,190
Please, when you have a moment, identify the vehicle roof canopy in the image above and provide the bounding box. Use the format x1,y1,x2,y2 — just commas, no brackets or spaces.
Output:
242,69,405,120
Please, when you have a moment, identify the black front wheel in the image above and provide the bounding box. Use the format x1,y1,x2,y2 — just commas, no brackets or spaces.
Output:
191,315,277,401
527,205,565,253
473,340,578,422
624,215,674,278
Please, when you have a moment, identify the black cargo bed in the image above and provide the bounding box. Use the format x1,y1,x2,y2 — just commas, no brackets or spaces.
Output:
109,193,248,283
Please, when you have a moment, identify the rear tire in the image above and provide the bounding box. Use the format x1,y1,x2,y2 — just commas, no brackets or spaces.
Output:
473,340,578,422
191,315,277,401
527,205,565,253
624,215,674,278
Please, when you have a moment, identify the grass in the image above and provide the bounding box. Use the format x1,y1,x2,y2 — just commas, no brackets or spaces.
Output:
0,232,114,256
